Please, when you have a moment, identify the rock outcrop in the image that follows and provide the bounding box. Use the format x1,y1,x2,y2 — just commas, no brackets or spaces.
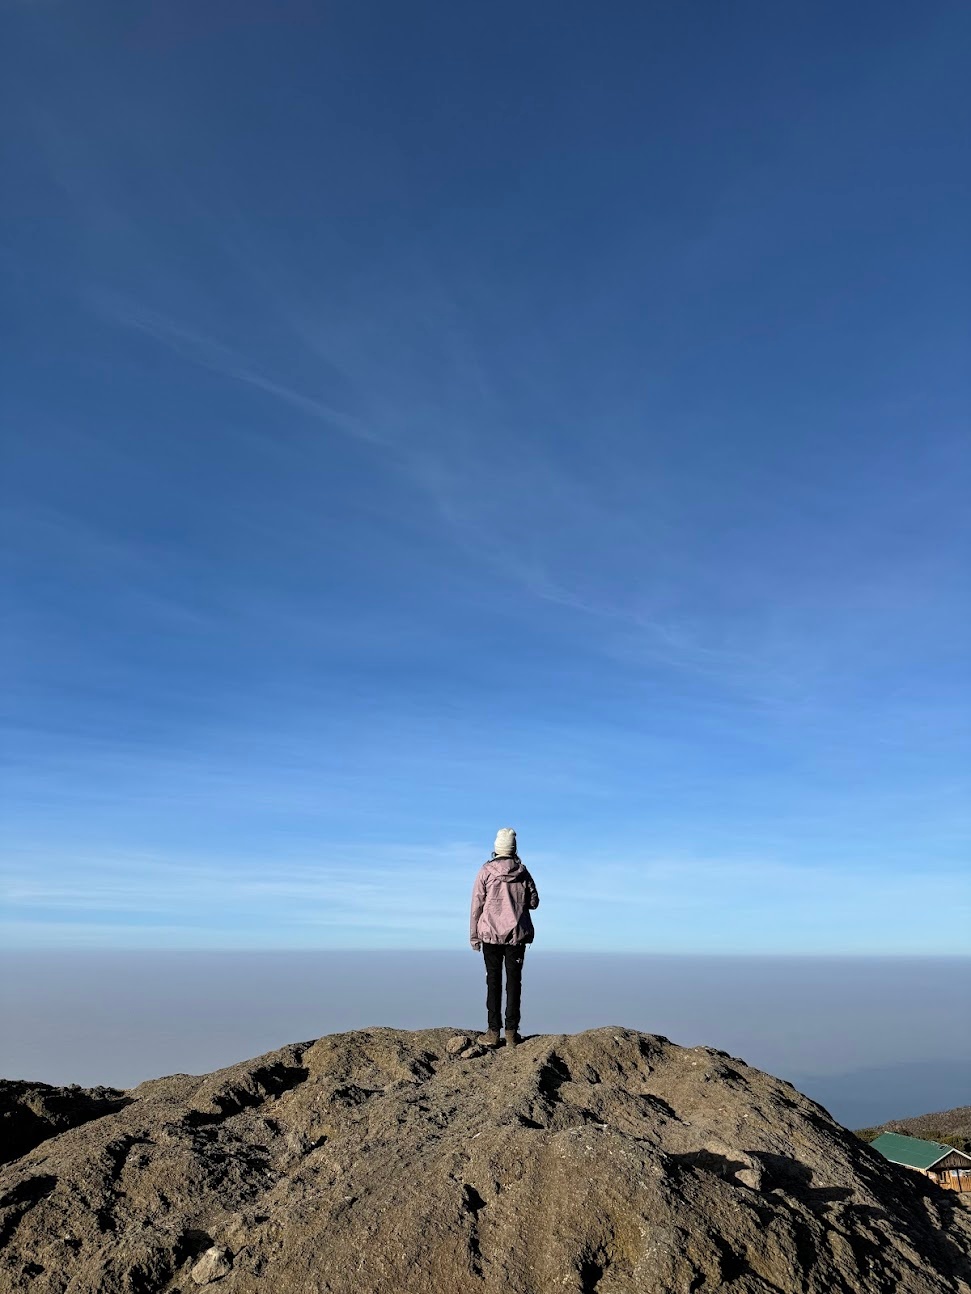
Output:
1,1027,969,1293
0,1080,130,1167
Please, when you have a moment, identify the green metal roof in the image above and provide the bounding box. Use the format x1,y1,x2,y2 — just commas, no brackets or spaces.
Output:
870,1132,954,1170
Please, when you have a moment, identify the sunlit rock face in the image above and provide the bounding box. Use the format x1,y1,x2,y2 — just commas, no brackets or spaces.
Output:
2,1027,970,1293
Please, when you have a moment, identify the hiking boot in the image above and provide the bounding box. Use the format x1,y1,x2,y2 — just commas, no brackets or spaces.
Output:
504,1030,520,1048
477,1030,500,1047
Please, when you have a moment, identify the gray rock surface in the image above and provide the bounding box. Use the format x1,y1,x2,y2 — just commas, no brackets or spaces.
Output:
0,1080,129,1166
1,1027,969,1293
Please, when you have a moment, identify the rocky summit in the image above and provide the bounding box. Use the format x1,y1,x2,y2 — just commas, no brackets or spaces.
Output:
1,1027,970,1294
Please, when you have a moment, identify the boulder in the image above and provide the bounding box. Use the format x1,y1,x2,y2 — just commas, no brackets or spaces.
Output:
2,1028,969,1293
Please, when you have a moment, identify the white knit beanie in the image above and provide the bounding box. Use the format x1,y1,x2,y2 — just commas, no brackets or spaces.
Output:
493,827,517,857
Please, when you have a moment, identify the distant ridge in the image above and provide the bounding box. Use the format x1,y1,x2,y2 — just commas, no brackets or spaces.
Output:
858,1105,971,1153
2,1028,970,1293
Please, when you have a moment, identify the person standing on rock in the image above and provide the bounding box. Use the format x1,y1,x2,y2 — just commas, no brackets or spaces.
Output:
469,828,539,1049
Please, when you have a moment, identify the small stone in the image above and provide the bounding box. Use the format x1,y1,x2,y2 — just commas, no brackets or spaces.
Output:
191,1246,233,1284
446,1035,471,1055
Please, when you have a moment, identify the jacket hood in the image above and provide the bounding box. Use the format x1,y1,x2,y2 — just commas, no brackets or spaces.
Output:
484,855,526,882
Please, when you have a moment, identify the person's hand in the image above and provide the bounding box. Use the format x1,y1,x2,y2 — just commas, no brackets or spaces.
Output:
470,940,481,951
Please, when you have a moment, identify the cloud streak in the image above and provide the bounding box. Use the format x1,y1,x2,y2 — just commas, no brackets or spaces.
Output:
95,284,767,696
97,295,382,446
3,846,968,954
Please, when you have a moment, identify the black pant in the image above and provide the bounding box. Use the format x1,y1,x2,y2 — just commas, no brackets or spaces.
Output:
483,942,526,1032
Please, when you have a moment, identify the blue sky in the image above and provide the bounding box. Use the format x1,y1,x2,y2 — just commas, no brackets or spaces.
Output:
2,1,969,953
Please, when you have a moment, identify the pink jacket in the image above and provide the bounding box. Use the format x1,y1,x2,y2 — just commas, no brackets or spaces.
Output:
470,856,539,946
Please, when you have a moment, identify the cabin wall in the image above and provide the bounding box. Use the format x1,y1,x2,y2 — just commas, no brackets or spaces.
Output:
933,1151,971,1171
927,1166,971,1193
904,1164,971,1193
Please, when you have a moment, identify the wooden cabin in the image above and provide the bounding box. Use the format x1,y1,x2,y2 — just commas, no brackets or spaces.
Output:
871,1132,971,1193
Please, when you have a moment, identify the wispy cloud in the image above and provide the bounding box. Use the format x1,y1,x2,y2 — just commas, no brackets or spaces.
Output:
96,295,382,446
99,286,915,708
0,845,475,947
3,845,968,954
63,205,874,707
